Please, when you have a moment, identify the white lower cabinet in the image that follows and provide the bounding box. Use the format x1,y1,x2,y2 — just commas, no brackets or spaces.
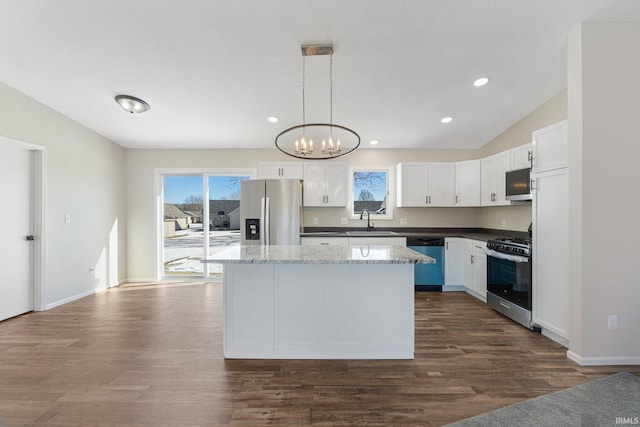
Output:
470,241,487,301
455,238,487,301
444,238,464,289
301,237,349,246
301,236,406,247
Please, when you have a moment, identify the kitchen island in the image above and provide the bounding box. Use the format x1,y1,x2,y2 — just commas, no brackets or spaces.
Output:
203,244,434,359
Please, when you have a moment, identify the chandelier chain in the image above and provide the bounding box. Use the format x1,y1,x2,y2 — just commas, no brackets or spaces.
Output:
302,55,306,126
330,53,333,127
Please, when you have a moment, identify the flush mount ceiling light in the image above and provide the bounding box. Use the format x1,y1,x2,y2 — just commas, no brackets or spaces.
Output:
115,95,150,114
275,44,360,160
473,77,490,87
441,116,453,124
267,116,280,123
369,140,379,145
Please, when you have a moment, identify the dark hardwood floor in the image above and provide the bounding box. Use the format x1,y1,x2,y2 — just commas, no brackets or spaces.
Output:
0,282,638,426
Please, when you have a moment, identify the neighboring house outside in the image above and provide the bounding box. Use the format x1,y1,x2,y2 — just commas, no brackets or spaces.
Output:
354,200,385,214
209,200,240,229
228,207,240,230
164,204,192,237
182,210,202,224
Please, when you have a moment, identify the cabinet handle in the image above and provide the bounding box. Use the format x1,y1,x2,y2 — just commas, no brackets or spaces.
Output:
531,179,536,191
446,241,448,250
471,254,474,263
527,150,532,163
456,195,459,204
425,196,428,204
429,195,431,204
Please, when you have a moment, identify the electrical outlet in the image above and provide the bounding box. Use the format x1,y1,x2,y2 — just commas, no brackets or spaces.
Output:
340,217,348,225
312,217,319,225
608,315,618,330
64,214,71,224
501,218,507,227
400,218,408,225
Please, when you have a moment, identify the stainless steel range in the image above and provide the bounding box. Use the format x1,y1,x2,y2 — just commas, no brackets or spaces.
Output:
485,236,538,330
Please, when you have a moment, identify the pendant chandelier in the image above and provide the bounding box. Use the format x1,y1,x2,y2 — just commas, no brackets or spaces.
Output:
275,44,360,160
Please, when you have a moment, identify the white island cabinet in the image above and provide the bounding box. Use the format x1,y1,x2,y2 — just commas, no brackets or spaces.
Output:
204,244,434,360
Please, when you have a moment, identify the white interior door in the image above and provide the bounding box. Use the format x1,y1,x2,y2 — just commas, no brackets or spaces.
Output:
0,143,34,320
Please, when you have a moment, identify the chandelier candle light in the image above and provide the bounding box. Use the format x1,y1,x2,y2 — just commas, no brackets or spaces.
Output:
275,44,360,160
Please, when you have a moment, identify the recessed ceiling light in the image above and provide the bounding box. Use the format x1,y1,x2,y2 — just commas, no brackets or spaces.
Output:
267,116,279,123
369,140,379,145
473,77,489,87
441,117,453,124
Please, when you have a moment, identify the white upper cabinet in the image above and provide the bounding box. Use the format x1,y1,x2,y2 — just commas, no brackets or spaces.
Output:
532,120,568,173
303,163,348,207
454,159,481,206
258,162,304,179
481,151,511,206
396,162,455,207
510,143,533,170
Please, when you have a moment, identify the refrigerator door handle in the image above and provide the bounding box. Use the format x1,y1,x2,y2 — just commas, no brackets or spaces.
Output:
265,196,270,245
260,197,266,244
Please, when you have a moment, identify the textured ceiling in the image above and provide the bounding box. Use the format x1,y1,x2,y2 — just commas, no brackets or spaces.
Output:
0,0,635,150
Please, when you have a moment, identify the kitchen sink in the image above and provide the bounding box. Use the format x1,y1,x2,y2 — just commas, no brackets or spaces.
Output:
345,231,398,236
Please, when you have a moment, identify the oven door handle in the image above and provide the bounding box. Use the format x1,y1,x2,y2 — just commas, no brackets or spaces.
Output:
485,248,530,263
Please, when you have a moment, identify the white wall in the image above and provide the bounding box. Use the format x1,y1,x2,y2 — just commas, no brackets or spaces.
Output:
568,22,640,364
0,82,126,308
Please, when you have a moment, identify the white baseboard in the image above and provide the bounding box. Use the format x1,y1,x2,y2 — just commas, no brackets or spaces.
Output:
441,285,465,292
567,350,640,366
46,289,95,310
541,328,569,348
123,277,157,283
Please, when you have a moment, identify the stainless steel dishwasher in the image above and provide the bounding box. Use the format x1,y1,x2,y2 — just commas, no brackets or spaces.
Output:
407,237,445,291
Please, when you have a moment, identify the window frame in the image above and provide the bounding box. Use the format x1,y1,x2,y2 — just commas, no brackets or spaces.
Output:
349,165,394,220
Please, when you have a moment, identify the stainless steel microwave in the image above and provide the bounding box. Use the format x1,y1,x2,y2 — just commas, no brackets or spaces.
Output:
505,168,532,201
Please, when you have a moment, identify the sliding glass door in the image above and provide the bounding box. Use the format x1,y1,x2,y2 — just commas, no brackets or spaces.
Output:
159,170,252,280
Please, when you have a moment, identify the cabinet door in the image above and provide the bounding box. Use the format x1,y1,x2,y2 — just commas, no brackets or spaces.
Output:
532,168,569,339
259,162,284,179
325,164,348,207
480,157,495,206
493,151,511,205
462,239,473,291
348,237,406,247
303,163,326,206
282,163,304,179
511,143,533,170
444,238,463,287
471,242,487,300
396,163,427,207
532,120,568,173
455,160,481,206
427,163,455,206
301,237,349,246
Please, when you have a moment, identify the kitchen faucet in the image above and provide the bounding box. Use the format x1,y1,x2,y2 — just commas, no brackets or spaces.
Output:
360,209,373,231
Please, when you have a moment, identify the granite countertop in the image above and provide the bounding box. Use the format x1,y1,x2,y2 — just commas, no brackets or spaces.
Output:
203,245,436,264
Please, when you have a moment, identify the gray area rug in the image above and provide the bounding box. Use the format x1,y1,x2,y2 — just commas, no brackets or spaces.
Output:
446,372,640,427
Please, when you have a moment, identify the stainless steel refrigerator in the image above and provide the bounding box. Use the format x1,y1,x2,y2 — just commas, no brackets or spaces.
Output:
240,179,302,245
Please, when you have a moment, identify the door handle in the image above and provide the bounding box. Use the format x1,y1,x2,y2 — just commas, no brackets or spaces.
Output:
25,235,35,241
